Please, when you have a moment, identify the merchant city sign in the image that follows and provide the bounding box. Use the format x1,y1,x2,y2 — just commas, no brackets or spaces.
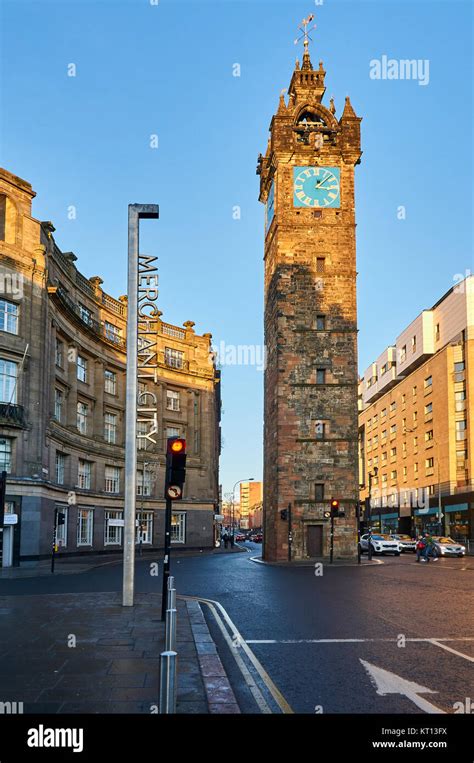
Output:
137,253,160,449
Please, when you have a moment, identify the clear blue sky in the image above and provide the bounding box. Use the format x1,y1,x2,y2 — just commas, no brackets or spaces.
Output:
1,0,472,495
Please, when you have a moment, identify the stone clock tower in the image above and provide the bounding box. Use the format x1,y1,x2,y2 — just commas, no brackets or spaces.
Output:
258,27,361,562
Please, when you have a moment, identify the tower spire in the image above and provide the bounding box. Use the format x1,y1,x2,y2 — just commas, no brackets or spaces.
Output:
294,13,316,70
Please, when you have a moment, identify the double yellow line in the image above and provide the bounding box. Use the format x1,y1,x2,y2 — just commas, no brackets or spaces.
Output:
179,594,293,714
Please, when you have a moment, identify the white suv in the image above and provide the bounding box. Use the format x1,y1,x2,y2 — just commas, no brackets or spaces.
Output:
360,533,402,556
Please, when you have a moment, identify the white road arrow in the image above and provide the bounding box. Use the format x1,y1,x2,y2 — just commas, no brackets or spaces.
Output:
359,659,445,714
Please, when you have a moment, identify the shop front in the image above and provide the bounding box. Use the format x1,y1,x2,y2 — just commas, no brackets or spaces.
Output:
444,503,470,543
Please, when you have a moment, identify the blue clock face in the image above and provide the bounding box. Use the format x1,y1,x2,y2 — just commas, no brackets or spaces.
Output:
293,166,340,208
265,181,275,233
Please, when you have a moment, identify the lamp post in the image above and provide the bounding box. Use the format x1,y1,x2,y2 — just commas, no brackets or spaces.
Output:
231,478,254,543
367,467,378,561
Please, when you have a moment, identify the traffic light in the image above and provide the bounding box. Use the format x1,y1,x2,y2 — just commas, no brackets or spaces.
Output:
165,438,187,500
330,499,340,518
280,509,288,521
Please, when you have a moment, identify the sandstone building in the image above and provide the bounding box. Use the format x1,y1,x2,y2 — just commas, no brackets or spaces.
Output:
0,168,221,566
239,481,263,530
258,42,361,560
359,276,473,542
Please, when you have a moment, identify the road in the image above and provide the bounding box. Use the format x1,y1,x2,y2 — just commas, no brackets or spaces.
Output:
1,544,473,714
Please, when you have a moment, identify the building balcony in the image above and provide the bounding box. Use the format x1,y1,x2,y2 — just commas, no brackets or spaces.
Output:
0,403,26,428
50,285,126,349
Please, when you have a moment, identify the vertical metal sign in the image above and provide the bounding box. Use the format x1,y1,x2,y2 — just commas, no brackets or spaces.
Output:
123,204,159,608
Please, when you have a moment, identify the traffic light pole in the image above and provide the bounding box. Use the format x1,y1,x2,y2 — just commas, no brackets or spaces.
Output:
288,502,292,563
329,512,335,564
51,507,58,574
161,494,173,622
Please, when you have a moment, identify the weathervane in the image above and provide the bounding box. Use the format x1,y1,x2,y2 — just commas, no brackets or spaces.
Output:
294,13,316,53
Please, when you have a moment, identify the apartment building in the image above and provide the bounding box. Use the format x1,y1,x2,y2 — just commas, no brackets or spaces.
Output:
359,276,473,541
239,481,263,530
0,167,221,565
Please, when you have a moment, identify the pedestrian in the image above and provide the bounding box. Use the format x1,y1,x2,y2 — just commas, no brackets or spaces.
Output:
416,535,426,562
424,533,438,562
222,529,229,549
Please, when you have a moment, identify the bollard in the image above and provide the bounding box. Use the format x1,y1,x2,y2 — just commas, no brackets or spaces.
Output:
168,586,176,610
159,650,177,714
165,607,177,652
167,576,174,590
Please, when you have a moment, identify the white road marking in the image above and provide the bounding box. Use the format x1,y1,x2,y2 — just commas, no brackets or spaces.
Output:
359,659,445,714
245,637,474,644
429,639,474,663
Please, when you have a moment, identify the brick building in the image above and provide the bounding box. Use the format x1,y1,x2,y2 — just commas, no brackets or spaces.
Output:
239,481,263,530
0,167,221,566
258,43,361,561
359,276,473,542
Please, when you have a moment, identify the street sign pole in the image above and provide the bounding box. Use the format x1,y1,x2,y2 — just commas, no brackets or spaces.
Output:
329,513,334,564
51,507,57,574
123,204,159,608
288,502,292,563
161,494,173,621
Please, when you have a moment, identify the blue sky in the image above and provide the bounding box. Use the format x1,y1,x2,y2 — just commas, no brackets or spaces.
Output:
1,0,472,494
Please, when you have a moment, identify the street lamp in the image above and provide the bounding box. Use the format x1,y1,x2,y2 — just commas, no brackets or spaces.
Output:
367,467,378,561
231,478,254,544
404,427,443,535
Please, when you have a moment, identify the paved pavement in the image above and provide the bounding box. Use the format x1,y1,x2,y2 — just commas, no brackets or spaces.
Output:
1,542,472,715
0,591,238,714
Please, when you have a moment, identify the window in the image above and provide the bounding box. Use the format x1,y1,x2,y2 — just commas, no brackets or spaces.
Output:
55,452,66,484
136,511,153,544
373,435,378,446
104,412,117,444
390,447,397,457
381,473,387,484
105,321,121,344
77,401,89,434
424,375,432,388
413,436,418,448
137,420,150,450
166,390,180,411
55,506,68,547
367,438,372,449
403,466,407,478
413,411,418,423
316,257,325,273
456,420,467,441
435,323,440,341
390,424,396,435
425,430,434,442
316,368,326,384
412,385,417,397
164,347,184,369
105,466,120,493
0,299,18,334
54,388,64,422
315,421,326,440
411,335,417,353
402,441,407,454
402,418,406,431
425,457,434,469
381,429,387,440
77,508,93,546
137,468,152,496
414,462,418,474
390,401,396,412
77,355,87,383
400,345,407,362
171,512,186,543
166,426,180,439
78,459,91,489
105,510,123,546
455,390,466,411
315,483,324,501
372,414,378,425
0,438,12,472
390,470,397,480
381,408,387,419
0,359,18,403
373,455,379,466
456,449,468,467
55,338,64,368
104,370,117,395
454,361,465,373
316,315,326,330
425,402,433,415
401,394,406,405
381,452,387,462
79,304,93,326
428,484,435,497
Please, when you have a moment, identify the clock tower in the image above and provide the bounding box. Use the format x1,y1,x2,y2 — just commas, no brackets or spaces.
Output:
258,22,361,562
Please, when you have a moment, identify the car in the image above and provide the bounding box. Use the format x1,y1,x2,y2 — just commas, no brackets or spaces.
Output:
359,533,401,556
432,536,466,558
235,533,246,542
389,534,416,553
249,532,263,543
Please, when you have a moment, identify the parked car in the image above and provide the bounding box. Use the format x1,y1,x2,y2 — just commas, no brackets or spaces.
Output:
235,533,246,542
359,533,401,556
389,534,416,553
249,532,263,543
432,536,466,558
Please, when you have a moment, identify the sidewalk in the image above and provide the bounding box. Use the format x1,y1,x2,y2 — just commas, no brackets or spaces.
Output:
0,591,240,714
0,544,246,579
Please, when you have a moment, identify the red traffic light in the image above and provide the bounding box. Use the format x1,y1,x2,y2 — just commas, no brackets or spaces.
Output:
330,499,339,509
167,438,186,454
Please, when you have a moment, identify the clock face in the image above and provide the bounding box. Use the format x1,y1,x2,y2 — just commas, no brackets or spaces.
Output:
293,166,340,208
265,181,275,233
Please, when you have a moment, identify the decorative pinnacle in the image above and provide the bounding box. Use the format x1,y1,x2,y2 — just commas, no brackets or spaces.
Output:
294,13,316,69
